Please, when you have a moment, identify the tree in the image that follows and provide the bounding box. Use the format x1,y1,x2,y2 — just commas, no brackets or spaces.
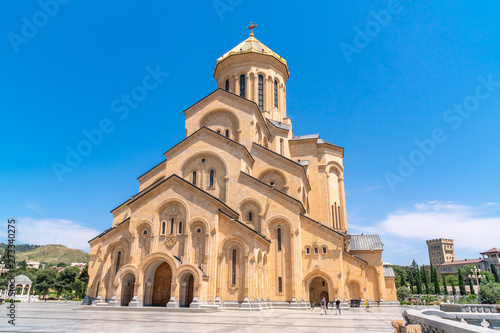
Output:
478,282,500,304
458,269,467,295
57,267,80,295
469,278,475,295
415,269,422,294
33,269,57,295
442,274,448,295
432,266,440,295
421,266,430,294
491,264,500,283
397,286,411,303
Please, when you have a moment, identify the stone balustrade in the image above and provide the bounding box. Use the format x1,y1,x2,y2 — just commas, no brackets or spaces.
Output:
459,304,500,313
403,309,499,332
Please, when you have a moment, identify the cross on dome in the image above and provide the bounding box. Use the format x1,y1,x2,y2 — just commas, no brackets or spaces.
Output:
247,21,257,36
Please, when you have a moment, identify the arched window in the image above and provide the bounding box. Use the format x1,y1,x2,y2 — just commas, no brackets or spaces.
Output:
277,228,282,251
170,218,174,234
278,277,282,293
306,247,310,254
196,228,202,234
225,129,229,138
209,169,215,187
322,247,327,254
248,211,253,222
239,74,246,98
143,230,148,235
258,75,264,111
192,171,197,185
232,249,237,285
225,79,229,91
115,251,121,273
274,80,278,108
178,221,183,234
315,247,319,254
280,138,284,155
270,182,275,187
162,221,166,235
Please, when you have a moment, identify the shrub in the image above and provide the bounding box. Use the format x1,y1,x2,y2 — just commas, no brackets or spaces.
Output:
479,282,500,304
397,286,411,303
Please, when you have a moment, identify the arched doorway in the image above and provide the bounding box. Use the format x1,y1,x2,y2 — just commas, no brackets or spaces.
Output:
309,277,329,308
179,273,194,307
121,273,135,306
152,262,172,306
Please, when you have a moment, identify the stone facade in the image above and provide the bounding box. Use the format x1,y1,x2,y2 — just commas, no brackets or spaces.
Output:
87,29,396,308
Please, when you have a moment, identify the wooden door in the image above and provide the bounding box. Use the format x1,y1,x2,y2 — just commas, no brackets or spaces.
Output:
186,274,194,307
152,262,172,306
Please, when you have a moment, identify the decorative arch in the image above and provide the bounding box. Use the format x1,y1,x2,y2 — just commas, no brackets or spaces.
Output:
325,161,344,176
346,279,363,300
180,151,229,202
238,198,264,232
139,252,180,284
257,168,288,193
113,264,139,290
220,236,249,255
199,109,241,142
176,264,203,286
264,215,294,235
303,270,335,296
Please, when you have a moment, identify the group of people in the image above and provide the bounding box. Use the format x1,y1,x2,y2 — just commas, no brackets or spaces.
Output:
319,298,341,315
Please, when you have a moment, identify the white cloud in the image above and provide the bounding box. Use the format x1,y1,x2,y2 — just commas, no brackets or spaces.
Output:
26,203,44,214
0,217,100,252
378,201,500,253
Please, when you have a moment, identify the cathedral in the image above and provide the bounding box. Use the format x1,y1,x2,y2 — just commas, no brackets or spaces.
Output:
87,24,397,309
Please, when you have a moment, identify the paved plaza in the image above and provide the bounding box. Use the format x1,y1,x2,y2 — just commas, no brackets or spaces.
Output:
0,302,412,332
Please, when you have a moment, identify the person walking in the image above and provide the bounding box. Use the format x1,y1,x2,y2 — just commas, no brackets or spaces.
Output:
320,297,327,315
335,298,341,315
365,299,369,309
44,294,48,302
64,294,67,303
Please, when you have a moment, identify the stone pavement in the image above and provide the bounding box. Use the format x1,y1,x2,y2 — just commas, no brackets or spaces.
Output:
0,302,409,332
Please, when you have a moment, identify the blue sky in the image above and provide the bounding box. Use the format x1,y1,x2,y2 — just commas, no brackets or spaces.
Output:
1,0,499,265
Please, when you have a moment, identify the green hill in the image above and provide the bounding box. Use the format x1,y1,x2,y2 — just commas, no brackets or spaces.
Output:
14,244,89,266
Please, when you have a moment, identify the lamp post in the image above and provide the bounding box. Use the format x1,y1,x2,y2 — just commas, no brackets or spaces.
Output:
468,267,483,294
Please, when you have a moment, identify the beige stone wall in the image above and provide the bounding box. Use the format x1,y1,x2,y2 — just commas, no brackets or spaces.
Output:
87,40,396,306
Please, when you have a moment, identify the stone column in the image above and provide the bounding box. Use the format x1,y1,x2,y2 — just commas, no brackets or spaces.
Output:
234,75,239,96
20,284,25,296
338,176,348,232
244,253,249,298
27,285,31,296
253,74,259,105
325,173,333,229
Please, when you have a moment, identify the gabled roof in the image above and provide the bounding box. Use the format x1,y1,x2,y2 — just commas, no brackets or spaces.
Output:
182,89,271,137
128,174,239,218
384,266,396,277
481,247,500,254
239,171,306,214
252,143,311,191
89,218,130,243
300,214,347,237
440,258,483,266
163,126,254,165
218,209,271,243
267,119,290,131
350,235,384,251
291,134,320,140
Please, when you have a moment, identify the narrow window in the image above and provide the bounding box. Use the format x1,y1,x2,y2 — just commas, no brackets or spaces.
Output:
192,171,197,185
225,129,230,138
248,211,253,222
280,138,284,155
277,228,282,251
115,251,121,273
209,170,215,187
322,281,326,287
143,230,148,235
258,75,264,111
333,203,337,227
306,247,310,254
232,249,237,285
162,221,166,235
274,80,278,108
278,277,282,293
197,228,201,234
315,247,318,254
178,221,183,234
322,247,327,254
239,75,246,98
170,218,174,234
225,79,229,91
